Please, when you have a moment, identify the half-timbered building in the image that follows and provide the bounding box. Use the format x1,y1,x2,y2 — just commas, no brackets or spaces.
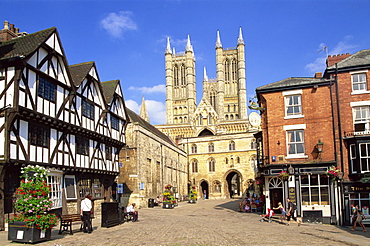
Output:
0,22,127,229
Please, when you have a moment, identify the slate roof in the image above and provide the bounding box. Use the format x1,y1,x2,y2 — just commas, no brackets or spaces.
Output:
69,62,95,86
0,27,56,60
256,77,327,92
126,108,176,147
101,80,119,104
326,49,370,71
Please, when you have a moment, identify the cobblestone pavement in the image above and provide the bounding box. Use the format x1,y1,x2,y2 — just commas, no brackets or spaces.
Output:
1,198,370,246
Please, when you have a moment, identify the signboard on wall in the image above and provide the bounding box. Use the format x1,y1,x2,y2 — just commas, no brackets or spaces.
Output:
117,183,124,194
289,187,296,203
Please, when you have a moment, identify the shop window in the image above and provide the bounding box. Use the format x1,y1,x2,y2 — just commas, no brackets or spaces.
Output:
301,174,329,206
47,171,62,208
350,193,370,215
78,178,92,198
64,175,77,200
93,179,103,198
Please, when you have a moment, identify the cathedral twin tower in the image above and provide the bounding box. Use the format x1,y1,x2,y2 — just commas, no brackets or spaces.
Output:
164,28,247,128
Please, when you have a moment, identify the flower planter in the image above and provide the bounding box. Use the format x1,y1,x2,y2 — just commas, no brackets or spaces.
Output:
8,221,51,243
162,202,174,209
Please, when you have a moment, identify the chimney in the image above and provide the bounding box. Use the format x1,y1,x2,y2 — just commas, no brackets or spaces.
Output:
326,53,351,67
314,72,322,78
0,21,21,42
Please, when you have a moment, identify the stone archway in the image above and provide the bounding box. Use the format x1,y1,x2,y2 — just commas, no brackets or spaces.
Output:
200,180,209,199
225,171,242,198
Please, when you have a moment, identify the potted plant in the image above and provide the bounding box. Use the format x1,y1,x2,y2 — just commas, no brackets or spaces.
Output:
278,171,289,180
8,165,58,243
162,184,175,209
188,186,197,203
326,166,343,181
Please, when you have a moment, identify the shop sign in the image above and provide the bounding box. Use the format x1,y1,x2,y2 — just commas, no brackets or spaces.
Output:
289,187,296,203
348,183,370,192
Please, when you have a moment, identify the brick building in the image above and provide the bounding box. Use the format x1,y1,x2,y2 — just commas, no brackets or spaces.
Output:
324,50,370,225
256,73,340,224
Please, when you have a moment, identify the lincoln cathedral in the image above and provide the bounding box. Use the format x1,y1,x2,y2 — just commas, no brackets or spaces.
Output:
156,28,259,199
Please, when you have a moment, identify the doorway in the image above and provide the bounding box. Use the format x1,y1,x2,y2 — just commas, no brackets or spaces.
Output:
200,181,209,199
226,171,240,198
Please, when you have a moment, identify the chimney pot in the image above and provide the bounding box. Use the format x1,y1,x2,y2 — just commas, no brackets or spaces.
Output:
3,21,9,30
315,72,322,78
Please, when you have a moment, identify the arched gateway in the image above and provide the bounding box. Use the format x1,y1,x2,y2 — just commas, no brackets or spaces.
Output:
225,171,242,198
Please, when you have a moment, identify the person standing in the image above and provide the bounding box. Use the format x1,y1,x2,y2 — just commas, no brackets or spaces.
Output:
350,204,357,225
80,194,93,233
286,198,301,226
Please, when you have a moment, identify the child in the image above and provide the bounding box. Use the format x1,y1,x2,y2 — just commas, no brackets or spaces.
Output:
273,202,286,224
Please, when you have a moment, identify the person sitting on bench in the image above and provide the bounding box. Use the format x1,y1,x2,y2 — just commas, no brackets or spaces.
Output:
126,203,138,222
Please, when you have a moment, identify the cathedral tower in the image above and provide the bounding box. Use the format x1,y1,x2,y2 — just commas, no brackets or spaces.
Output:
213,27,247,121
165,36,196,124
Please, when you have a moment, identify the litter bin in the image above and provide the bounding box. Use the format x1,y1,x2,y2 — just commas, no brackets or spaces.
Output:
148,198,154,208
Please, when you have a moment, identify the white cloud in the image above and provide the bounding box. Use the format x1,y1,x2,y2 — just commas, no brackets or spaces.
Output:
101,11,137,38
125,99,166,125
125,99,140,113
128,84,166,94
146,100,166,125
305,36,358,74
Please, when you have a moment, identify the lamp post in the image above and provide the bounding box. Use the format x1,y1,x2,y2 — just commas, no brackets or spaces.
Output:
316,139,324,153
288,165,294,175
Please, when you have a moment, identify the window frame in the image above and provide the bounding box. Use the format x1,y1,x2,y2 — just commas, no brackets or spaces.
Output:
191,159,198,173
286,129,305,157
64,175,77,200
351,72,367,92
208,143,214,153
191,144,197,154
47,170,63,208
76,136,89,155
82,100,95,120
38,77,56,102
283,90,303,119
208,158,215,172
360,143,370,173
29,124,50,148
300,174,329,206
111,115,119,130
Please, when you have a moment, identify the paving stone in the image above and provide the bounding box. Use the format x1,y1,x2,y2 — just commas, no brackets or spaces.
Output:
1,199,369,245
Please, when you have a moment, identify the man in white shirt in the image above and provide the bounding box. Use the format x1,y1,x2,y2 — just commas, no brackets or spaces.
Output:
126,203,138,222
80,194,93,233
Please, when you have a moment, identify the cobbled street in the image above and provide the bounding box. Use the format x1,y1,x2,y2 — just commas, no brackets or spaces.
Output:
1,198,370,246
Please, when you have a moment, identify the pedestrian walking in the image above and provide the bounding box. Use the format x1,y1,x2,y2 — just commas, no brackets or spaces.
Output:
286,198,301,226
273,202,286,224
351,205,366,232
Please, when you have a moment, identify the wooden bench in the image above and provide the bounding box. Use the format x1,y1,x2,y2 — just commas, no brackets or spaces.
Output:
58,214,83,235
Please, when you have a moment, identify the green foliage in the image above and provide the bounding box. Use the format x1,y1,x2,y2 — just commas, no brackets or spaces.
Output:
189,186,197,201
8,165,58,230
163,184,176,204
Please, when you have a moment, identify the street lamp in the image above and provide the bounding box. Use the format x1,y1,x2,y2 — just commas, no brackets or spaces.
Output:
288,165,294,175
316,139,324,153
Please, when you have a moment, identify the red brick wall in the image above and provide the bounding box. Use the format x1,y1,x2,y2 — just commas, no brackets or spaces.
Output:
260,85,336,166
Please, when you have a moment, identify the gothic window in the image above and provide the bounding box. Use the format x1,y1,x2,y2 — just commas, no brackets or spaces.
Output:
228,105,230,112
208,114,212,124
225,157,228,164
225,59,230,82
230,115,234,120
191,144,197,154
235,114,239,119
174,117,178,123
179,107,182,114
210,92,216,107
236,157,240,164
191,159,198,173
208,143,214,152
209,158,215,172
179,117,183,123
234,104,236,112
173,65,179,86
229,141,235,151
225,115,229,120
232,59,237,81
198,115,203,125
213,180,221,193
180,64,186,85
174,108,178,115
184,116,187,122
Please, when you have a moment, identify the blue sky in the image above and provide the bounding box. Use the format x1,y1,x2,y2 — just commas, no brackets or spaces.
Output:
2,0,370,124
